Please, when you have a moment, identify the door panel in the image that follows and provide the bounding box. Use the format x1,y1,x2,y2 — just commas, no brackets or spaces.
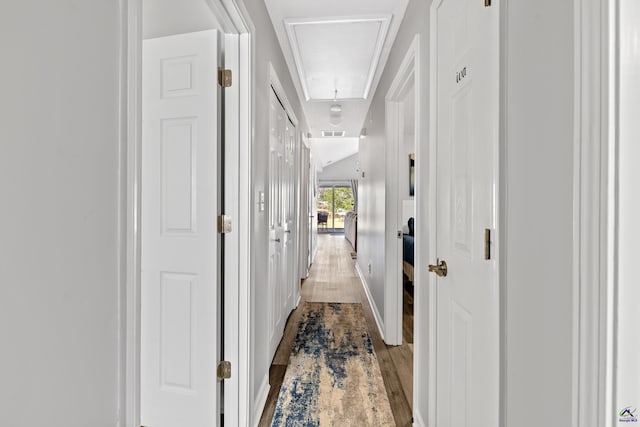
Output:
268,89,286,358
432,0,499,425
268,89,298,358
141,30,220,427
284,120,296,312
310,164,318,262
299,145,311,278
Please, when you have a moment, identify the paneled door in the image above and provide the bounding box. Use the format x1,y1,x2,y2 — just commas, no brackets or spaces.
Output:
431,0,499,425
283,119,297,314
141,30,221,427
268,89,286,358
299,144,311,278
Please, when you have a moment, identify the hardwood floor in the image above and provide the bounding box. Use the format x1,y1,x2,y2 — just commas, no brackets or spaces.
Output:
258,234,414,426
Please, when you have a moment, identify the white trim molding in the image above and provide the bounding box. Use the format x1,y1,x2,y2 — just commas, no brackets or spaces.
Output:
428,4,442,425
251,374,270,427
120,1,142,426
573,0,615,426
269,62,299,127
497,1,509,426
355,262,386,342
413,410,427,427
383,35,420,348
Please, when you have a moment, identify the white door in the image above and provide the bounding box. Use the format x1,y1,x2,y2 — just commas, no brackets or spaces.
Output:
268,89,286,358
431,0,499,425
283,119,297,313
310,163,319,263
299,145,311,278
141,30,221,427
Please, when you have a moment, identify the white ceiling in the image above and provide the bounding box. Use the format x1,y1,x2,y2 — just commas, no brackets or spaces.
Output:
309,138,360,169
265,0,410,158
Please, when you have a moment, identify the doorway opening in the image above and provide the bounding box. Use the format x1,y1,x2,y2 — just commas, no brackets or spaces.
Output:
387,60,417,413
317,185,355,234
267,79,301,361
124,1,254,426
384,35,423,418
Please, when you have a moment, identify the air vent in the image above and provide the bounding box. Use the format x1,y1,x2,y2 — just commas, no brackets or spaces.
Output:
321,130,346,137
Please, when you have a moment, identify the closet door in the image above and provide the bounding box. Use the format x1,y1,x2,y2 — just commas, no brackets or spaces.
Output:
141,30,222,427
268,89,286,358
283,119,297,314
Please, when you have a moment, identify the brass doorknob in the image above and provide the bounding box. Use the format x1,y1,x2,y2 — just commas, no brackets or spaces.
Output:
428,260,448,277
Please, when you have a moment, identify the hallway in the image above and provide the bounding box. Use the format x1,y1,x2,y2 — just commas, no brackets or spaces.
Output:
259,234,413,426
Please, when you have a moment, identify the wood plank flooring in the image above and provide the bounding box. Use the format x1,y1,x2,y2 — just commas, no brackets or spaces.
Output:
258,234,414,426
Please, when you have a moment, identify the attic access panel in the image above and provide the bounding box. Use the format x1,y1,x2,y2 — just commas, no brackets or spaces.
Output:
285,16,391,101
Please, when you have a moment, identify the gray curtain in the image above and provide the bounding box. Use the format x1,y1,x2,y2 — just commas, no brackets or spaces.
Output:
350,179,358,213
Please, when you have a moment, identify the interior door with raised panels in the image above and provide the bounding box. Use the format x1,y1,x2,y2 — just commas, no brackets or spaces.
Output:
141,30,221,427
283,119,297,314
268,89,286,358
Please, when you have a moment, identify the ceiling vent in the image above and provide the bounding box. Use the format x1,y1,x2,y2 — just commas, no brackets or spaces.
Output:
322,130,346,137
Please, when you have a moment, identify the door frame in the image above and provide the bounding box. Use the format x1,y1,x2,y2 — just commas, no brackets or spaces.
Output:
316,183,356,233
268,62,300,349
120,1,255,426
384,36,421,348
299,138,311,279
385,35,428,424
493,0,616,425
572,0,616,425
269,64,299,127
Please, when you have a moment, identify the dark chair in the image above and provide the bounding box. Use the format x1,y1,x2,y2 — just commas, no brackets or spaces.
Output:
317,211,328,228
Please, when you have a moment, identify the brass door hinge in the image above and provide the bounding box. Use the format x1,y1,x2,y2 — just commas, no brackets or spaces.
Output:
217,360,231,381
218,215,232,234
485,0,491,6
484,228,491,260
218,68,232,88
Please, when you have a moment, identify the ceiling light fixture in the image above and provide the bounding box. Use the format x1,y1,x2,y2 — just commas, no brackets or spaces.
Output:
329,89,342,127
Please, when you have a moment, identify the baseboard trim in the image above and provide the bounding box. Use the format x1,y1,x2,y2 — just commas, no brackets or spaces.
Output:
252,374,270,427
413,410,426,427
355,262,385,341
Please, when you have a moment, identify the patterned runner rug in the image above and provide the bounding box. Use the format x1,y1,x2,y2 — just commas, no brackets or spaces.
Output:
271,302,395,426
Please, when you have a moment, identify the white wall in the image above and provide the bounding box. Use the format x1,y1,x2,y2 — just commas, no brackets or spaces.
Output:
358,0,429,318
241,0,309,424
318,153,359,182
143,0,221,39
616,0,640,414
0,2,122,426
357,0,430,421
309,137,359,168
400,89,416,226
502,1,575,425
